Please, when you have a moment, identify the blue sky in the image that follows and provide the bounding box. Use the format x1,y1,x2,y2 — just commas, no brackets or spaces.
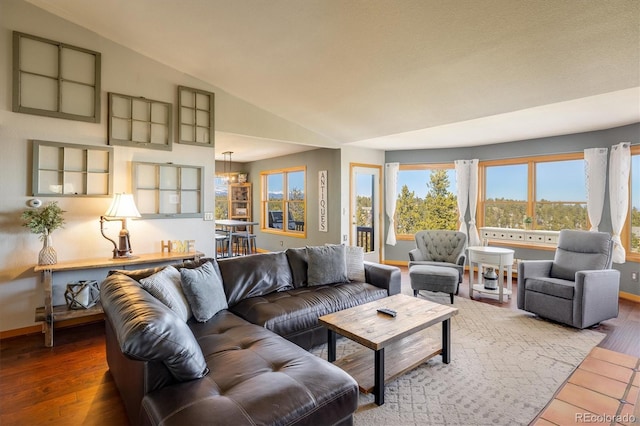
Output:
391,159,640,208
395,169,457,198
265,171,305,197
485,160,587,201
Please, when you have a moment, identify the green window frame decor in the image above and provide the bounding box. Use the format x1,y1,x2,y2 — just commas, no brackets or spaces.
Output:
32,140,113,197
108,93,173,151
13,31,101,123
261,167,306,237
178,86,215,147
132,162,203,218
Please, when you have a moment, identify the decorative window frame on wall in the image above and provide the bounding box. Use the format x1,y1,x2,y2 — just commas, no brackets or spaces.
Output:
12,31,101,123
108,93,173,151
32,140,113,197
177,86,215,147
132,161,203,218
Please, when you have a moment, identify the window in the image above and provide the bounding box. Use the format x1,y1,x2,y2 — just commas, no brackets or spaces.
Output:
535,159,587,230
628,145,640,258
214,176,229,220
395,164,458,238
261,167,306,235
481,154,587,231
484,164,527,229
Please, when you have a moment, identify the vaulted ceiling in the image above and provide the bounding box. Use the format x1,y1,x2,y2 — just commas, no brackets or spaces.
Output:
25,0,640,161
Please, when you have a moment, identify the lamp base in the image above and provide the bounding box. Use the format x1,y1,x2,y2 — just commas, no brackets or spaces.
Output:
110,254,139,261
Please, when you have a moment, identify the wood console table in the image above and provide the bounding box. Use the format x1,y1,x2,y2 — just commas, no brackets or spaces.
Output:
34,251,202,347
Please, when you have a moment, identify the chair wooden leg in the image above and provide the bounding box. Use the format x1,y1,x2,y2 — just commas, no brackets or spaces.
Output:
413,289,419,297
450,293,454,304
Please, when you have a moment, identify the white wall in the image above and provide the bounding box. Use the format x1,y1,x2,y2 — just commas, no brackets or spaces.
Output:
0,0,332,333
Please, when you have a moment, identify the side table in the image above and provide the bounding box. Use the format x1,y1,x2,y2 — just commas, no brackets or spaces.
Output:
34,251,202,347
467,246,514,303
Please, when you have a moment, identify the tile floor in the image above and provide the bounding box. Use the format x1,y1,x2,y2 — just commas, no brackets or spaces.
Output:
532,347,639,425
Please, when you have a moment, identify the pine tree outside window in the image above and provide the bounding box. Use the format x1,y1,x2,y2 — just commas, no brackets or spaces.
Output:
395,165,458,239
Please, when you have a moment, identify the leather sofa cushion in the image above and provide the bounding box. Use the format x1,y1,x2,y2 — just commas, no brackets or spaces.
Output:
142,310,358,426
101,273,209,381
524,277,575,300
218,251,293,306
230,282,387,339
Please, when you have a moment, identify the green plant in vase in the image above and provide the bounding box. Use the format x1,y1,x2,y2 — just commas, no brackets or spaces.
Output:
523,216,533,230
22,202,66,265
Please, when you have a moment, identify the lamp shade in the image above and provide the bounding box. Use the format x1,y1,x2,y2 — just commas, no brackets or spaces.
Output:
104,193,141,218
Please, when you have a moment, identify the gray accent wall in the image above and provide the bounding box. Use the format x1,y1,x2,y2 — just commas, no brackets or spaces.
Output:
246,148,342,252
385,123,640,296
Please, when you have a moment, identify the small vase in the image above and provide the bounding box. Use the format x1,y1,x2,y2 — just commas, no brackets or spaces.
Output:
38,231,57,265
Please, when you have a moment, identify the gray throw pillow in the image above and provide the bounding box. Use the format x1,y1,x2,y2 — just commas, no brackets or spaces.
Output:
345,245,366,282
180,261,228,322
306,245,348,286
139,265,192,322
285,247,309,288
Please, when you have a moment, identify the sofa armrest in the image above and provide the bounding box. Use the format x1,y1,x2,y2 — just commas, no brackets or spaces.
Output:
408,248,425,262
574,269,620,328
517,260,553,309
364,261,401,296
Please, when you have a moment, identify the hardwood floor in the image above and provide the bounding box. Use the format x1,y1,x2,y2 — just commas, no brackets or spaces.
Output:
0,269,638,425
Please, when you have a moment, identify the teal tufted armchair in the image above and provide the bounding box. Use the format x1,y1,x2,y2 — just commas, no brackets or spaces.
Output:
408,230,467,285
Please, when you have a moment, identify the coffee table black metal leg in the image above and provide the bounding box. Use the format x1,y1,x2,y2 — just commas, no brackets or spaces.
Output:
374,348,385,405
442,318,451,364
327,329,336,362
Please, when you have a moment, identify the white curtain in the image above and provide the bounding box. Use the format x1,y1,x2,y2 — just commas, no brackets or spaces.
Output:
467,159,481,246
454,160,470,238
385,163,400,246
584,148,608,231
609,143,631,263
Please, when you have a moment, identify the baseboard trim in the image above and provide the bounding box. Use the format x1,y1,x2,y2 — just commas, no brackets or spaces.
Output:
620,291,640,303
383,260,407,267
0,324,41,340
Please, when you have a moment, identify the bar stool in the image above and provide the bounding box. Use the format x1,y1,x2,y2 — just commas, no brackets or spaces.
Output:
215,232,230,258
233,232,256,255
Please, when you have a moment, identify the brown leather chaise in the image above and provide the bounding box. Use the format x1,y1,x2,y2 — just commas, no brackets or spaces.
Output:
101,248,401,425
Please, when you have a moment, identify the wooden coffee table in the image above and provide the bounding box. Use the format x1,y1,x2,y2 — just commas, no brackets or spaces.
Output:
318,294,458,405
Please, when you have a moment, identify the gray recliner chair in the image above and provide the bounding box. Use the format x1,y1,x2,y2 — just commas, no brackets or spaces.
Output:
408,231,467,300
517,229,620,329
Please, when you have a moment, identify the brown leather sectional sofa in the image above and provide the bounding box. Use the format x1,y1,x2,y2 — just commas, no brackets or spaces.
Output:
101,248,401,425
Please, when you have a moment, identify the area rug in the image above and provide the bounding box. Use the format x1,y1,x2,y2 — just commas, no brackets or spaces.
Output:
311,292,605,426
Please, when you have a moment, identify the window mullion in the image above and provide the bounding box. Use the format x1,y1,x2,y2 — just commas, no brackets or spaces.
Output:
528,160,535,221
